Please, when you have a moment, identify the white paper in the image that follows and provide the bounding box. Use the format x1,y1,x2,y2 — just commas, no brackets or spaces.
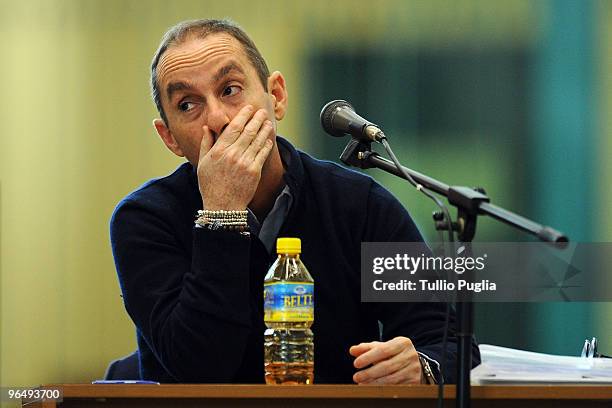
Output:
471,344,612,385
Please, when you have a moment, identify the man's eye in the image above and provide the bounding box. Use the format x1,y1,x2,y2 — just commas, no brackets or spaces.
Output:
222,85,241,97
178,101,195,112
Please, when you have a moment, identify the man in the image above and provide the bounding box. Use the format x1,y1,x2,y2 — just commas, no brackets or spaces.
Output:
111,19,479,384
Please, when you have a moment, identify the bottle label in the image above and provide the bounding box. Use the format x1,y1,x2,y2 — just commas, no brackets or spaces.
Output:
264,282,314,322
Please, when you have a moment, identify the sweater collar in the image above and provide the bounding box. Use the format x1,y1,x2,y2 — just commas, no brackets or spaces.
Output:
277,136,304,205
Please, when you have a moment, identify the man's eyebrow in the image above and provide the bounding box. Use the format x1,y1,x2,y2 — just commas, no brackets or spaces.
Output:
166,81,196,101
165,63,245,101
213,63,245,83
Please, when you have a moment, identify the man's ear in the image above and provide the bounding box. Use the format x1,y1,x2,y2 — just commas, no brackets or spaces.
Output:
267,71,288,121
153,118,184,157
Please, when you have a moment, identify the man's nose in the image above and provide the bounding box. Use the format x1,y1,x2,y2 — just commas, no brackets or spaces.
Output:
206,101,230,138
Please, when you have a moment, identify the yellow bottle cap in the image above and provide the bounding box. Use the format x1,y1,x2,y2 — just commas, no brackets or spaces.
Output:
276,237,301,254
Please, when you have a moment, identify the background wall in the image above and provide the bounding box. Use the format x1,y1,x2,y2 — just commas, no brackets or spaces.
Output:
0,0,610,393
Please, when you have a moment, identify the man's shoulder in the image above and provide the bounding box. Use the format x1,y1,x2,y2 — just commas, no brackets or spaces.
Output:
297,150,399,205
298,150,376,189
113,162,196,216
294,147,422,241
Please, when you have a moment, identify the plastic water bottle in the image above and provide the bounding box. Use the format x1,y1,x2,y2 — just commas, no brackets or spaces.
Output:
263,237,314,384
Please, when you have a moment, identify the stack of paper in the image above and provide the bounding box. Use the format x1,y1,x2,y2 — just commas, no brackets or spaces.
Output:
471,344,612,384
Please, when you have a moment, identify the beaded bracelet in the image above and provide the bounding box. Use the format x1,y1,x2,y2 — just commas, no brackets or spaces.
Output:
194,209,249,233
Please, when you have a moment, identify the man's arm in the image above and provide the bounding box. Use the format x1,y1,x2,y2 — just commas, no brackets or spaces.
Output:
351,181,480,384
111,201,254,382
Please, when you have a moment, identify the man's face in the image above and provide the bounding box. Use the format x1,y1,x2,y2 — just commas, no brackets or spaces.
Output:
154,33,285,165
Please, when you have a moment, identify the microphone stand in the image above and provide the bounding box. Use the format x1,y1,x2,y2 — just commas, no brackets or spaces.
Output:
339,138,568,408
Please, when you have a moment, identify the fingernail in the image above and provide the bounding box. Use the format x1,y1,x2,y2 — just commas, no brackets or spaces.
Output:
265,120,273,127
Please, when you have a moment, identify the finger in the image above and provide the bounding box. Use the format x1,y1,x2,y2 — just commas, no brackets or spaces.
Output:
251,138,274,169
232,108,268,153
199,125,215,162
353,337,413,369
215,104,254,147
358,360,422,385
349,342,380,357
353,347,417,383
243,119,274,161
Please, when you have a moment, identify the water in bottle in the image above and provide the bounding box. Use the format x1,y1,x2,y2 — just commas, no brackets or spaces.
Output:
263,237,314,384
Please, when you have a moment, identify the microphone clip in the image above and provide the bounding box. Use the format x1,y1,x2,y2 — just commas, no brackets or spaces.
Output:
339,138,380,169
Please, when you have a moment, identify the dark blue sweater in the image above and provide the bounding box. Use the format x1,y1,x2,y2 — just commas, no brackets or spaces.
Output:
110,137,479,383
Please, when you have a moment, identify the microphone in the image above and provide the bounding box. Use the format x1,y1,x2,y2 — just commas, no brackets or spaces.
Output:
320,100,386,143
